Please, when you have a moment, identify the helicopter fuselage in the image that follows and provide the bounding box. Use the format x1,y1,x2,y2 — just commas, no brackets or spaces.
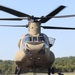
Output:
14,34,55,70
1,5,74,75
14,22,55,70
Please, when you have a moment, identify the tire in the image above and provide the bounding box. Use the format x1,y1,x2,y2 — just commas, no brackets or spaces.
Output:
48,67,51,75
51,67,55,74
17,67,21,75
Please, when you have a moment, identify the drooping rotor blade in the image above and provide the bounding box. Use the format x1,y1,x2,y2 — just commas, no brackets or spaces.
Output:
40,5,66,23
0,25,28,27
0,18,22,20
0,5,31,17
0,17,41,21
41,26,75,30
0,14,75,21
54,14,75,18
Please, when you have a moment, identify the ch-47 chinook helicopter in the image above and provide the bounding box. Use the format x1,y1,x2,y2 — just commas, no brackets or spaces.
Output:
0,5,75,75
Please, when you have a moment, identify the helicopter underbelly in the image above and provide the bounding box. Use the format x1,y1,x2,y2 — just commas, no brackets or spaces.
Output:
14,50,55,70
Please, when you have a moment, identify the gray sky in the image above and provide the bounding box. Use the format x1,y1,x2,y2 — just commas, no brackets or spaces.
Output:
0,0,75,60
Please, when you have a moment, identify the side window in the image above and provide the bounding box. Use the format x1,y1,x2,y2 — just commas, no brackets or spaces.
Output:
49,37,55,47
45,36,49,45
40,33,49,45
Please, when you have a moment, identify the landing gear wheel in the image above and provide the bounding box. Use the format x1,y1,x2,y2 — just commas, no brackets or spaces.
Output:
48,67,55,75
14,66,21,75
14,66,18,74
51,67,55,74
17,67,21,75
48,67,51,75
33,67,37,75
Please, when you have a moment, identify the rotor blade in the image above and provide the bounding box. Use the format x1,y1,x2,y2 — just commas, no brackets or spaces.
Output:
54,14,75,18
0,25,28,27
0,14,75,21
0,17,41,21
41,26,75,30
0,5,31,17
40,5,66,23
0,18,22,20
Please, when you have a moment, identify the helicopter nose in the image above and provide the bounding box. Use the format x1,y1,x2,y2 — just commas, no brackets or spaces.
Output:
26,42,44,50
24,42,49,54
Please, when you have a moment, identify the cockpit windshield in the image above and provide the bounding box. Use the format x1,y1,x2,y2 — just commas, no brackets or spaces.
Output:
23,36,45,42
24,37,32,42
22,33,55,47
33,37,37,41
38,37,45,42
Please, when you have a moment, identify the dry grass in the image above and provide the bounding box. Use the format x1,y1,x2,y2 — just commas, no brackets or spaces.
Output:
62,72,75,75
0,72,75,75
20,72,75,75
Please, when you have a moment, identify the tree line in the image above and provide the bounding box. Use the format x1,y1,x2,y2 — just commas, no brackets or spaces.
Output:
53,56,75,72
0,56,75,74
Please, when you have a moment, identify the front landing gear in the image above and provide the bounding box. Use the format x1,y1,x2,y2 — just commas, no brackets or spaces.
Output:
14,66,21,75
48,67,55,75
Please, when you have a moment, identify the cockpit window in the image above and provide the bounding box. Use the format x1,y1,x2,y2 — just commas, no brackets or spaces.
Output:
38,37,45,42
24,37,32,42
23,36,45,42
23,33,47,42
33,37,37,41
